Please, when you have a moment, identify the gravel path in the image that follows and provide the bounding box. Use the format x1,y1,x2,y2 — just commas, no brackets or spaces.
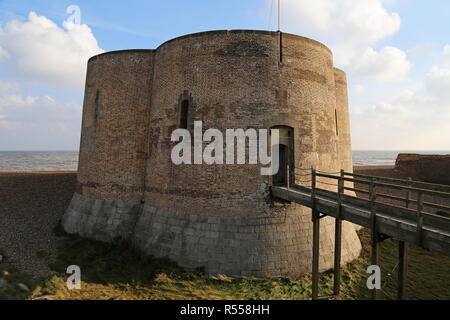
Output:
0,172,76,278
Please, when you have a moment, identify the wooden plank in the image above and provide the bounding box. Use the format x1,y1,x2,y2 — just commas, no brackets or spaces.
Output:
311,214,320,300
274,186,450,234
398,241,408,300
337,199,450,255
311,169,320,300
345,171,450,193
406,178,412,209
344,186,370,194
333,171,344,296
373,181,450,199
422,201,450,212
377,192,410,203
369,180,381,300
417,192,424,246
342,175,450,199
271,186,450,257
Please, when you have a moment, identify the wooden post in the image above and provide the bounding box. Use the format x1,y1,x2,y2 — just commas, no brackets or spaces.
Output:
287,165,290,189
405,177,412,209
398,241,408,300
416,192,424,246
369,178,381,300
333,170,344,296
311,168,320,300
397,177,411,300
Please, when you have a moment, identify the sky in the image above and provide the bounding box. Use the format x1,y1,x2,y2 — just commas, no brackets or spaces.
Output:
0,0,449,151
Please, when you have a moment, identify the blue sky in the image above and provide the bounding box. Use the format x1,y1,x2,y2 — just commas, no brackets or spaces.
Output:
0,0,450,150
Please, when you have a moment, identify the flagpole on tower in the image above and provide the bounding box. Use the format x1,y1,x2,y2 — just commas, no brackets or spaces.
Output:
278,0,281,32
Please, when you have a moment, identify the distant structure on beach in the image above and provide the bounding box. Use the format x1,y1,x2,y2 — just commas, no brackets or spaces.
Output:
63,30,361,277
396,153,450,185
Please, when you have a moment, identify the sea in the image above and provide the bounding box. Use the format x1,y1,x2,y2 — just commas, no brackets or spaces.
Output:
0,150,449,172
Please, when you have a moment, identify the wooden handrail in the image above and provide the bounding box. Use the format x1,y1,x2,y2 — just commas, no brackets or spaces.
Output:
344,171,450,193
315,172,450,199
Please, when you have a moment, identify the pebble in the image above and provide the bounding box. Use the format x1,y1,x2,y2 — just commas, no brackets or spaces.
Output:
17,283,30,292
32,295,56,300
0,172,77,278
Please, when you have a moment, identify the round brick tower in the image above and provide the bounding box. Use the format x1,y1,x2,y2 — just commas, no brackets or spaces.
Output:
63,30,361,277
334,68,354,176
63,50,154,240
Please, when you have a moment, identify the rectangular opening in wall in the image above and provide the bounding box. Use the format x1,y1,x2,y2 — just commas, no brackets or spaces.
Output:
271,126,294,187
335,109,339,136
180,100,189,129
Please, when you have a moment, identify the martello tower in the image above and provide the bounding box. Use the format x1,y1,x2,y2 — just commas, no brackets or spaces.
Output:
63,30,361,277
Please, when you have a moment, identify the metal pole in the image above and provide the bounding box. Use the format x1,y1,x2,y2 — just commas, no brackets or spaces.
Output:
333,169,344,296
311,168,320,300
398,241,408,300
278,0,281,31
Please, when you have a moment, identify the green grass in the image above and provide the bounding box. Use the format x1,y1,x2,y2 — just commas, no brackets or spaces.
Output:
1,229,449,300
0,259,34,300
358,230,450,300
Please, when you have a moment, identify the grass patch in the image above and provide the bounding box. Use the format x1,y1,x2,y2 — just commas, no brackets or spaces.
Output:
0,257,35,300
358,230,450,300
1,228,449,300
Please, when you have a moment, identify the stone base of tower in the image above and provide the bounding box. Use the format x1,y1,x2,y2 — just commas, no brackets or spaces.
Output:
62,193,142,242
62,193,362,277
133,205,362,277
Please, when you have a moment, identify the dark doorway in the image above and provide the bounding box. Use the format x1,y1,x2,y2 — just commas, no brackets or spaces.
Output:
273,144,288,186
271,126,294,187
180,100,189,129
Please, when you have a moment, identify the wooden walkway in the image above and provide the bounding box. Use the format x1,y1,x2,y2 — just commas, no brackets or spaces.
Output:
271,168,450,300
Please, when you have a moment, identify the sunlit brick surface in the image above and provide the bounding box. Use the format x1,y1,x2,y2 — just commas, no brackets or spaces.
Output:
63,31,362,276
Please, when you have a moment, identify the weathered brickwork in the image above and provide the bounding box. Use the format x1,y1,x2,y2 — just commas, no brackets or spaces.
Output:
334,68,353,178
63,30,362,277
77,50,155,201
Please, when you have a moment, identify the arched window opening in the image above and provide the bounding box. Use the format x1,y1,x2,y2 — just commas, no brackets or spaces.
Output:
180,100,189,129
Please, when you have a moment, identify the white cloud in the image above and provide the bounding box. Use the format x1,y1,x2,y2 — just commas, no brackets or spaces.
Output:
352,47,412,81
408,44,433,60
443,45,450,66
374,101,409,114
276,0,410,81
349,44,450,150
0,81,18,94
425,67,450,101
0,46,9,58
0,12,103,89
353,85,365,94
281,0,400,45
0,81,81,149
351,84,450,150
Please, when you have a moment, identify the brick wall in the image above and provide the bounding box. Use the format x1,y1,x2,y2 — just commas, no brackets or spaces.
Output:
63,30,362,277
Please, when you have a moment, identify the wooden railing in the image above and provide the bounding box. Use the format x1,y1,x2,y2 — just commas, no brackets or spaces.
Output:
283,166,450,300
290,167,450,218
